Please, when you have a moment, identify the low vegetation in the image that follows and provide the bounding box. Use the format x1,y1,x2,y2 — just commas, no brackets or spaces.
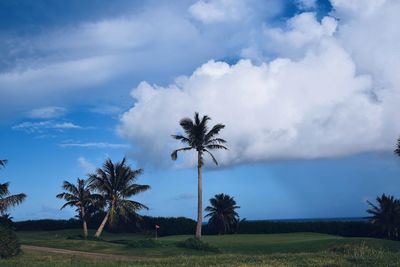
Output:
178,237,220,252
0,223,20,259
2,230,400,266
0,159,25,258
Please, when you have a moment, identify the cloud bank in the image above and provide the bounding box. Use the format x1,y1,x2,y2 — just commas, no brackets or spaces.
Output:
118,0,400,167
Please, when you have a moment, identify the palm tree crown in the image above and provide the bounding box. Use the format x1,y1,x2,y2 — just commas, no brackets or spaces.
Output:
205,193,240,234
0,160,26,215
89,158,150,237
171,112,227,166
56,178,100,212
367,194,400,239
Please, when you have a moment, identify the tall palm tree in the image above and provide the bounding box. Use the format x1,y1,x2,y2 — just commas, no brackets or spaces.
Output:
367,194,400,239
56,178,101,238
171,112,227,238
0,160,26,215
89,158,150,238
205,193,240,235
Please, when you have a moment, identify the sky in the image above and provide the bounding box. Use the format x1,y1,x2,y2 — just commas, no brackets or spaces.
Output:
1,0,400,221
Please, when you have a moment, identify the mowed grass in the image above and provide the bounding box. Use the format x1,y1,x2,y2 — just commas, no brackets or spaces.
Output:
2,245,400,267
16,229,400,255
2,229,399,266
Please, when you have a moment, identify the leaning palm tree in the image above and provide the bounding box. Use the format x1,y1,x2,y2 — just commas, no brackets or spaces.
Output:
171,112,227,238
367,194,400,239
89,158,150,238
0,160,26,215
56,178,102,238
205,193,240,235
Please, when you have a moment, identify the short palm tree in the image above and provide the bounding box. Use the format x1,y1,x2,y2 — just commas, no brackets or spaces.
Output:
56,178,101,238
367,194,400,239
171,112,227,238
205,193,240,234
89,158,150,238
0,160,26,215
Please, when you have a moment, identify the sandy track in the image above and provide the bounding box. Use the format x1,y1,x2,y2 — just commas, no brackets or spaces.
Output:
22,245,150,261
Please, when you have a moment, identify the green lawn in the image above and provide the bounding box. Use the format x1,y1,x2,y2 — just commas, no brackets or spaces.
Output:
1,230,399,266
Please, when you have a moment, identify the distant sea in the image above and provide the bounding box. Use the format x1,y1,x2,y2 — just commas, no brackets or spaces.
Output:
248,217,368,222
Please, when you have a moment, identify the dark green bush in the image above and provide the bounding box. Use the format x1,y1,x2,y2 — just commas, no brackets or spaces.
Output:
0,224,20,258
123,239,162,248
178,237,219,252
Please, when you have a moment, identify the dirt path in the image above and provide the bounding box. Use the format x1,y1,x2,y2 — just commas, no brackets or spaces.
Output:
21,245,150,261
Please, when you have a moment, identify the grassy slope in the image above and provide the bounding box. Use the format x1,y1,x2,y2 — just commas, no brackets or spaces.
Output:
1,230,399,266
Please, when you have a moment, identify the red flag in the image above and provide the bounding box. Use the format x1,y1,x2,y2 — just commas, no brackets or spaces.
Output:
155,224,160,229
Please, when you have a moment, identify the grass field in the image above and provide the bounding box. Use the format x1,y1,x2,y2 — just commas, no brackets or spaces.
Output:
0,230,399,266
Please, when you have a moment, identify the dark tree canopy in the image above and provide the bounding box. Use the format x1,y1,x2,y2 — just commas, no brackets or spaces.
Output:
205,193,240,234
367,194,400,239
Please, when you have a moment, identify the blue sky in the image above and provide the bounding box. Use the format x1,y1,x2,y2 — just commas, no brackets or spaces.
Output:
1,0,400,221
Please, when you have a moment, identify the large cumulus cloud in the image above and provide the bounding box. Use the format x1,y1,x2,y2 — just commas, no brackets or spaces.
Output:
118,0,400,167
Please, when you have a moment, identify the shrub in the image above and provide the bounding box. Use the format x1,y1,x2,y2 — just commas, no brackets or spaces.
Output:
123,239,162,248
178,237,220,252
0,224,20,258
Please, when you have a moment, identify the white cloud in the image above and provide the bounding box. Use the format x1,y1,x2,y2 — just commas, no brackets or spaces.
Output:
0,5,212,119
189,0,250,24
60,142,129,149
26,106,67,119
331,0,387,18
119,2,400,167
77,157,95,173
12,121,81,132
0,1,283,120
242,12,337,60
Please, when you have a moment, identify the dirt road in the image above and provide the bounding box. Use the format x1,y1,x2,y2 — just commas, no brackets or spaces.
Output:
21,245,150,261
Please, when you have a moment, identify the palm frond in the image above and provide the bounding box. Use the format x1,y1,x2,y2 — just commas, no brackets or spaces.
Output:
179,118,194,136
205,144,228,150
171,147,193,160
172,135,191,145
0,182,10,197
122,184,151,197
205,124,225,142
0,193,27,210
204,149,218,166
61,181,79,196
206,138,227,145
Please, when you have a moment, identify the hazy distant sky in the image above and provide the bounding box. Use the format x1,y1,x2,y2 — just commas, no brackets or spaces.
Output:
1,0,400,221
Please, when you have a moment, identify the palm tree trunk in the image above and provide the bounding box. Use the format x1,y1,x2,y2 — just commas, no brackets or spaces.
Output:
196,151,202,239
81,207,88,239
95,210,109,238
